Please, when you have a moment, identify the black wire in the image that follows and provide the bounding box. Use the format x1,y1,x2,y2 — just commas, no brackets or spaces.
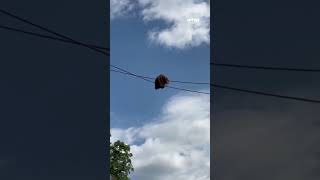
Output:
110,68,152,80
110,66,153,83
169,80,209,85
212,62,320,72
0,24,109,51
2,12,318,74
2,8,319,102
166,86,210,95
111,69,320,103
110,66,209,84
211,84,320,103
0,8,109,56
110,69,210,95
0,8,112,140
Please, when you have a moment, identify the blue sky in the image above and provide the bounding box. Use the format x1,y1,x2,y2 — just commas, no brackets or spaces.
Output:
110,1,210,179
110,14,210,129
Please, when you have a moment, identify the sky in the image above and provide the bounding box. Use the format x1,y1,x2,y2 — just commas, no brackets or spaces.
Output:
110,0,210,179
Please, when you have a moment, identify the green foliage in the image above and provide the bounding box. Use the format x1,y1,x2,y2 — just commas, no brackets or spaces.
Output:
110,135,134,180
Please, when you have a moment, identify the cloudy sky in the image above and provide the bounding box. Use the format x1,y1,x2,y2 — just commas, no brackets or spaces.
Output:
110,0,210,179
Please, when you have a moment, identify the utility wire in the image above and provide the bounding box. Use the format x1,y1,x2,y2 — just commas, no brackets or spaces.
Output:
212,62,320,72
110,66,153,83
111,68,320,103
0,24,109,51
0,8,196,94
168,79,209,85
6,8,320,74
110,69,210,95
211,84,320,103
0,8,109,56
165,85,210,95
110,69,153,80
1,8,318,74
110,67,209,84
0,8,208,94
2,8,319,102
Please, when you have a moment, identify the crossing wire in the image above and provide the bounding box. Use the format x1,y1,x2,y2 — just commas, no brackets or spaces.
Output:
0,8,109,56
110,69,210,95
111,68,320,103
0,24,109,51
2,8,320,103
212,62,320,72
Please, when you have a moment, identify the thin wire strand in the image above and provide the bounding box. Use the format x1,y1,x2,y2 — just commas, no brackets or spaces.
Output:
5,8,320,73
110,68,153,80
0,8,109,56
212,62,320,72
110,67,153,83
211,84,320,103
166,85,210,95
2,8,319,102
0,9,158,91
110,66,209,84
110,69,210,95
0,24,109,51
169,80,209,85
111,69,320,103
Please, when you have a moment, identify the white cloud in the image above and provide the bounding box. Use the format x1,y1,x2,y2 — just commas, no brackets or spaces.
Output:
111,0,210,49
110,0,135,19
111,127,140,144
111,92,210,180
139,0,210,49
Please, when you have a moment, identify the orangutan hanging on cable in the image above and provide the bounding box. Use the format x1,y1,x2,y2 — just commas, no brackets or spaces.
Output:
154,74,170,89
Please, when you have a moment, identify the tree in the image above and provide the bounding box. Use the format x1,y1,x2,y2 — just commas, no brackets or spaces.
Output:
110,136,134,180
